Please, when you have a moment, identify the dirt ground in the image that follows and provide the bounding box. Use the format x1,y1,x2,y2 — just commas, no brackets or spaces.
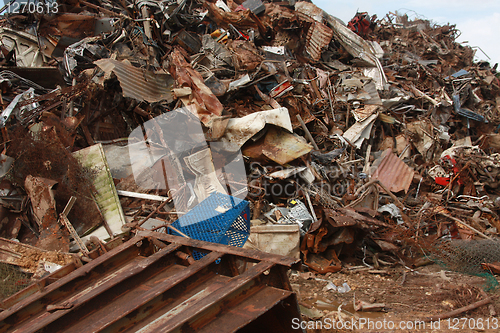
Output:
290,264,500,332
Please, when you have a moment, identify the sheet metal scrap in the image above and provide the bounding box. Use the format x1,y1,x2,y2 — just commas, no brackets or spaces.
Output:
73,143,126,241
94,59,174,103
23,176,58,229
168,48,224,126
0,232,303,333
24,176,70,252
243,126,313,165
323,13,380,67
305,21,333,62
371,149,415,193
0,27,47,67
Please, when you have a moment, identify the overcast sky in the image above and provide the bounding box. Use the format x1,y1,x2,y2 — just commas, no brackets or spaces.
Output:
314,0,500,67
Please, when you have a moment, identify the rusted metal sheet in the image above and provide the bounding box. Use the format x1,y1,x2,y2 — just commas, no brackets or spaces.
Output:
168,49,223,125
0,232,303,333
24,176,70,252
372,149,415,193
294,2,324,23
0,28,46,67
323,13,378,67
243,126,313,165
94,59,174,103
305,22,333,61
38,13,96,39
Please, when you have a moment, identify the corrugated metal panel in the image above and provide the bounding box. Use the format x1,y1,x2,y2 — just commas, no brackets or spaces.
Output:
294,2,323,23
323,14,378,67
372,149,415,193
0,232,303,333
305,22,333,61
94,59,174,103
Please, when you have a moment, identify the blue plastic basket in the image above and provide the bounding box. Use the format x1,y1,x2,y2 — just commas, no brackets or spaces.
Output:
169,192,250,259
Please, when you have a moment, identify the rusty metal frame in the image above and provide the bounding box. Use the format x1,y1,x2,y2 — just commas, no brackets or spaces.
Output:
0,231,303,333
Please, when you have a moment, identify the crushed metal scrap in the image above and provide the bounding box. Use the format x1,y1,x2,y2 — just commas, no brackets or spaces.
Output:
0,0,500,328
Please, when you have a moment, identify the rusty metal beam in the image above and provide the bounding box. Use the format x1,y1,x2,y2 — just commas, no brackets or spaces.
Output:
0,236,147,332
138,231,300,268
0,233,303,333
0,262,78,311
63,250,223,333
199,287,294,329
142,261,275,332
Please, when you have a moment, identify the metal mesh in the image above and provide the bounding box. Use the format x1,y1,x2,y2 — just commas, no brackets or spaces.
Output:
428,239,500,289
304,184,341,209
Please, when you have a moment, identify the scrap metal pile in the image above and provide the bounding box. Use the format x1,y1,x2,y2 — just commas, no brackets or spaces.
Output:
1,0,500,302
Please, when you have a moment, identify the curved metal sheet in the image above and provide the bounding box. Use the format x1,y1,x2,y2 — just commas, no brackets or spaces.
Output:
94,59,173,103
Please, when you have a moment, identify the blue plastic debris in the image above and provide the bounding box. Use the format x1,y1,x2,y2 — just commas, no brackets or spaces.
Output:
169,192,250,259
445,69,470,80
452,94,487,123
